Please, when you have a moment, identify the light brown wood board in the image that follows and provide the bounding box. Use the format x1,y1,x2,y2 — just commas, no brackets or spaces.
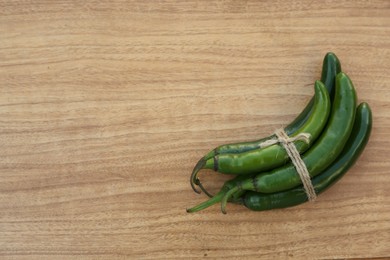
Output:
1,1,390,259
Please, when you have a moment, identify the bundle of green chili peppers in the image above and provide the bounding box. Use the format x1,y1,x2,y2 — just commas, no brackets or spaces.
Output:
187,53,372,214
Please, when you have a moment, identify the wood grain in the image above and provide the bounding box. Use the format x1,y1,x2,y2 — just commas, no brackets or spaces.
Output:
1,0,390,259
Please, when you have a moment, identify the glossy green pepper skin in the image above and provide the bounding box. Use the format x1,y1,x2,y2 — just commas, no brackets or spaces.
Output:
187,81,331,213
202,52,341,160
205,80,331,175
248,72,357,193
191,53,340,194
244,102,372,211
187,103,371,214
287,52,341,132
220,72,356,212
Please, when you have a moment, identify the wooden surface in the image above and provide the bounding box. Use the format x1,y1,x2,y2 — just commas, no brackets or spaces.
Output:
1,1,390,259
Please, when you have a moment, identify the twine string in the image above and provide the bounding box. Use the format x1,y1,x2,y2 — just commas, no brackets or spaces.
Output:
260,129,317,201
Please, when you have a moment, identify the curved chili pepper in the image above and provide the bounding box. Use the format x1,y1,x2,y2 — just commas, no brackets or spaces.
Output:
243,102,372,211
220,72,357,213
204,52,341,160
200,80,330,176
191,53,341,194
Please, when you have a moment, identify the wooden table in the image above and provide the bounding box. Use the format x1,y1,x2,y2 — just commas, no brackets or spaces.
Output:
1,1,389,259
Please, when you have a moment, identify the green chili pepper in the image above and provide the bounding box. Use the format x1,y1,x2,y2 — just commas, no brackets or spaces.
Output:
243,102,372,211
204,53,341,160
186,102,371,214
187,81,331,213
220,72,357,213
191,53,341,194
204,80,330,175
287,52,341,132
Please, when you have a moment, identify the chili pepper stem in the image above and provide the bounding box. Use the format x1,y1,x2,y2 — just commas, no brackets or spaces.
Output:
221,186,240,214
239,177,257,191
190,158,206,194
186,190,226,213
197,180,214,198
203,149,217,161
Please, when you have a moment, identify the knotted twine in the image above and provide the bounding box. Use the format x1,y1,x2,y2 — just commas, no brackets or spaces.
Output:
260,129,317,201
